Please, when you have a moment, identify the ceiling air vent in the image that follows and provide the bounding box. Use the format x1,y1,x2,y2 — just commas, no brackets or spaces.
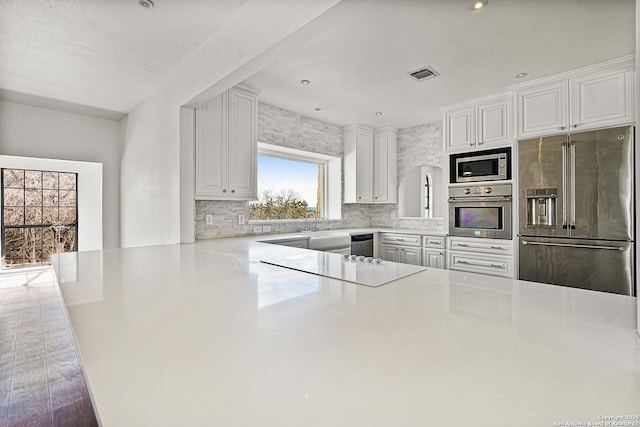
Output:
408,66,439,82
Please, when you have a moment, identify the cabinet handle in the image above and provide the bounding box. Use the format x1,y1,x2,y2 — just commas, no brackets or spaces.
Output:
457,243,469,247
469,142,474,146
374,196,378,200
477,141,484,145
560,126,566,130
231,189,235,193
358,197,362,200
572,124,578,128
490,245,503,250
457,260,504,269
223,189,227,193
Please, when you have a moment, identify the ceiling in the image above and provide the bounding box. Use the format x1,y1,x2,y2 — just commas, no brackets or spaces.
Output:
243,0,636,128
0,0,249,114
0,0,635,128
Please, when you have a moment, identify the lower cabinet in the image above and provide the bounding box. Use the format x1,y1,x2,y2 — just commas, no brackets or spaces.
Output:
381,244,422,265
447,236,514,278
380,233,448,268
380,233,422,266
422,235,446,269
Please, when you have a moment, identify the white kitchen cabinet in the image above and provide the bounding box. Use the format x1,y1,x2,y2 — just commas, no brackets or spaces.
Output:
444,107,475,151
447,236,514,278
570,66,634,132
380,233,422,266
381,244,421,265
422,235,446,269
195,85,258,200
515,81,568,138
513,57,634,138
443,94,512,152
344,125,397,203
423,249,445,269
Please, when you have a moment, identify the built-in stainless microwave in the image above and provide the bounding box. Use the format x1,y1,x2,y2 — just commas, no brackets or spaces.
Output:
450,147,511,183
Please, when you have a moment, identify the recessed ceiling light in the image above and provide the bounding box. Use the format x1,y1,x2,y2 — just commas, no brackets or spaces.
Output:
138,0,154,8
470,0,487,10
516,72,528,78
375,112,383,116
314,107,322,111
300,80,311,85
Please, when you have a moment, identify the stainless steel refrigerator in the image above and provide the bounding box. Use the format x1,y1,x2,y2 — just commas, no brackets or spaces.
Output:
518,126,635,296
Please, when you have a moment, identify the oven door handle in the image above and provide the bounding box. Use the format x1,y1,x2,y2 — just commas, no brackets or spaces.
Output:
448,196,512,202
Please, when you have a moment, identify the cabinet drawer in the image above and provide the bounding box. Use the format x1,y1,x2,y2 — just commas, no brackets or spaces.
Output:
448,251,513,278
423,236,445,248
447,237,512,254
381,233,421,247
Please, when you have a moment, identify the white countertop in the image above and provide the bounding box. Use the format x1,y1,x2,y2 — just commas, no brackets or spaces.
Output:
261,251,425,287
53,237,640,427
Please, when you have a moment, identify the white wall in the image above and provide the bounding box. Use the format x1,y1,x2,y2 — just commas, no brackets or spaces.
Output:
0,155,103,251
635,0,639,334
119,0,351,247
0,100,121,248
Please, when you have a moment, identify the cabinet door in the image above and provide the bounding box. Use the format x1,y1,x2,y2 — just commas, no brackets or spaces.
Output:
228,88,257,199
517,81,568,138
570,67,634,131
448,251,513,278
380,244,399,262
400,246,422,266
355,127,373,202
445,107,475,150
372,130,389,202
423,249,445,269
477,98,511,147
195,94,228,198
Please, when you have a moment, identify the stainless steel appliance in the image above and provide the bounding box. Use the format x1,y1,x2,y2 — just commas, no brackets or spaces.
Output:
449,147,511,183
351,233,373,257
448,183,512,239
518,126,635,296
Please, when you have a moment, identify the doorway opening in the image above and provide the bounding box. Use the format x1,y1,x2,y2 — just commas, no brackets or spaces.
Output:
1,168,78,269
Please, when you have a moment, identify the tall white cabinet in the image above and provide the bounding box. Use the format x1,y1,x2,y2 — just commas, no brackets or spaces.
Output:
195,85,258,200
344,125,397,203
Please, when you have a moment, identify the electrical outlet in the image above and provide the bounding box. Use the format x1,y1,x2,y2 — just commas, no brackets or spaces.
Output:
262,225,272,233
238,214,245,225
205,214,213,225
253,226,262,234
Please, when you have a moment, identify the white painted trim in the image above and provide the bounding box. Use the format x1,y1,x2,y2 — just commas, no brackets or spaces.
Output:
256,142,342,220
509,55,635,91
0,155,103,251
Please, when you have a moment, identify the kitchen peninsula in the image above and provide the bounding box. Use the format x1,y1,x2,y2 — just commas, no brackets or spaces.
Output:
53,236,640,427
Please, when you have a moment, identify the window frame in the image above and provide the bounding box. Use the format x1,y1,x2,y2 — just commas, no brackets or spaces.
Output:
253,142,341,222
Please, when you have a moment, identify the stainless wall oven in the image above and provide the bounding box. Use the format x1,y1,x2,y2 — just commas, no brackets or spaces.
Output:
450,147,511,183
448,184,512,239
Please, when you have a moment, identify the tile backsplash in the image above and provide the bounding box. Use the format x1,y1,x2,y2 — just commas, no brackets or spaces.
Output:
195,102,444,240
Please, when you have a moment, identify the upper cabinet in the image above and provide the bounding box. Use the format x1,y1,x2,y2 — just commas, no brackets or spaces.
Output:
344,125,397,203
195,85,258,200
443,93,512,152
513,56,635,138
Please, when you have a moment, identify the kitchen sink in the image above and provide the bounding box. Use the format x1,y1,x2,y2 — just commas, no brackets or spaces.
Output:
306,232,351,252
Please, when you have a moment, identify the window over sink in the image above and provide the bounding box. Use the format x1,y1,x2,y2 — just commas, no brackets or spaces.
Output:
249,143,341,221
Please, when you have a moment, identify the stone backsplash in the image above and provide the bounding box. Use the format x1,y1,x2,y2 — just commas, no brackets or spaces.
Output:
195,102,445,240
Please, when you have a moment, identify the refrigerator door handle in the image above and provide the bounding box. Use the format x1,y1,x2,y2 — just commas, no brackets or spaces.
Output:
561,143,568,229
520,240,625,251
569,142,576,230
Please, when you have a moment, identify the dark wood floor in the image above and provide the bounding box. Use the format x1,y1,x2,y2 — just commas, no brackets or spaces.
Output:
0,269,98,427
